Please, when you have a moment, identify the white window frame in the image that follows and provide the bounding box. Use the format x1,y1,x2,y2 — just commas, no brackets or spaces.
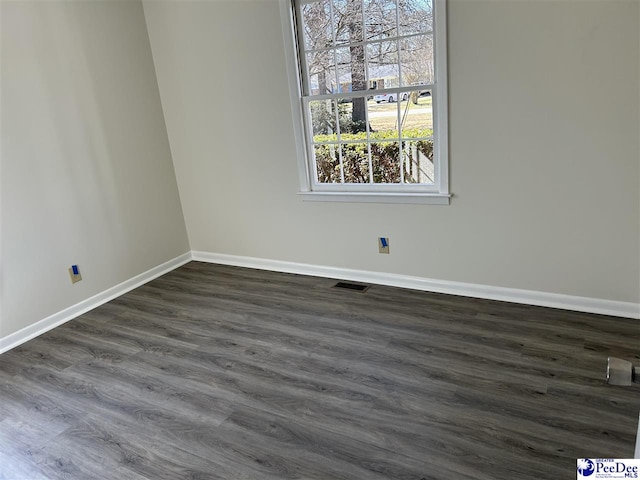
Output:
279,0,449,204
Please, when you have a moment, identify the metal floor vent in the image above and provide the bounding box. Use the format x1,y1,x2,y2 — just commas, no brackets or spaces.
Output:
333,281,370,292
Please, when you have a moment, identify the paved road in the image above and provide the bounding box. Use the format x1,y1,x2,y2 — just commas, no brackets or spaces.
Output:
368,107,431,118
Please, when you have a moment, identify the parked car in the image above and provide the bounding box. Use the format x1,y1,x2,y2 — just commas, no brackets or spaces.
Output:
374,92,408,103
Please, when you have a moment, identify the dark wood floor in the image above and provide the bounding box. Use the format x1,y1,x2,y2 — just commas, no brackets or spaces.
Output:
1,261,639,479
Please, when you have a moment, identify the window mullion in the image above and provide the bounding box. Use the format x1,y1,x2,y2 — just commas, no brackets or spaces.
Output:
362,0,373,185
333,100,345,183
307,84,427,102
305,31,433,55
328,0,337,96
361,0,367,90
366,105,373,185
394,0,405,185
395,0,402,88
397,99,405,185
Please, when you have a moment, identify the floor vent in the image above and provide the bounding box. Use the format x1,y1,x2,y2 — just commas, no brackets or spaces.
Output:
333,281,370,292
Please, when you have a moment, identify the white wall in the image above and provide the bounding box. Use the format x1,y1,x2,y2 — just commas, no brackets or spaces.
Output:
1,0,190,338
144,0,639,306
144,0,640,305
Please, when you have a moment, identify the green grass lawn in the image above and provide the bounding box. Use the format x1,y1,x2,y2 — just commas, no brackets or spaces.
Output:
343,96,433,132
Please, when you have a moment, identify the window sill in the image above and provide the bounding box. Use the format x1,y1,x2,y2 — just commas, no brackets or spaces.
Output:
298,191,451,205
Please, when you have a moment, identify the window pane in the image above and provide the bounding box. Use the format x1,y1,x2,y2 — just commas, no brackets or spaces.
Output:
315,144,341,183
311,96,368,137
400,35,433,87
371,141,400,183
333,0,364,46
309,99,338,137
400,90,432,136
348,97,368,133
307,50,337,95
367,98,399,136
336,48,367,93
336,99,366,135
398,0,432,36
364,0,397,40
403,139,434,184
301,1,333,51
341,143,370,183
367,40,399,91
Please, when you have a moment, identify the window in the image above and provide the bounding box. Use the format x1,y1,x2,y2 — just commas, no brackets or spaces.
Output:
287,0,449,204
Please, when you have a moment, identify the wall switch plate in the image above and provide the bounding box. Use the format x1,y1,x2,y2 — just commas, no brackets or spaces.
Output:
69,265,82,284
378,237,390,254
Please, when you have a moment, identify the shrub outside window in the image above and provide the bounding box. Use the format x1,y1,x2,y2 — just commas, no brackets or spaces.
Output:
292,0,449,202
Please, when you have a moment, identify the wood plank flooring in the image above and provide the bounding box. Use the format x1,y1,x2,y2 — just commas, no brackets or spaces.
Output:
1,261,639,479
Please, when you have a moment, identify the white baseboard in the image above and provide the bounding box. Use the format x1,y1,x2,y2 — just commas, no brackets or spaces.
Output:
192,251,640,320
0,252,192,354
3,249,637,356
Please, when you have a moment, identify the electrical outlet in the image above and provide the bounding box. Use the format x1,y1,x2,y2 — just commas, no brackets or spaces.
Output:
68,265,82,284
378,237,390,254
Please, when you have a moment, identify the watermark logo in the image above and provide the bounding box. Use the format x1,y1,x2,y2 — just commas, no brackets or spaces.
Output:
577,459,640,479
577,459,595,477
